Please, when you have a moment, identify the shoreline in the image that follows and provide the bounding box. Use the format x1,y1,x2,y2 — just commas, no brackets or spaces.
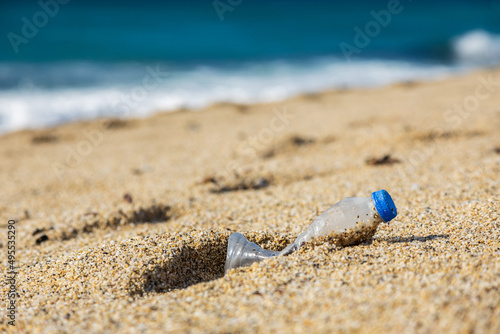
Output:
0,64,492,138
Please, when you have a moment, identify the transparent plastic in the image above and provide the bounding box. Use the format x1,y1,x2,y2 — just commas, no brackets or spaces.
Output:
224,233,280,273
225,196,386,274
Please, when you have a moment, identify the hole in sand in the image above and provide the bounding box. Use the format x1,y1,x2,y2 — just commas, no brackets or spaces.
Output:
129,231,293,296
129,232,230,296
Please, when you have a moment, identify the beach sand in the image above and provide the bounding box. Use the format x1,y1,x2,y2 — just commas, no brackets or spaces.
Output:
1,68,499,333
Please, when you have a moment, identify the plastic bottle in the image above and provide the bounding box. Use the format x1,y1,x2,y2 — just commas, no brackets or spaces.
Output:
224,189,397,274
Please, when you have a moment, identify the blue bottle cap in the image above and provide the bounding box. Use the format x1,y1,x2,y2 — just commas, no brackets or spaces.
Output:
371,189,397,222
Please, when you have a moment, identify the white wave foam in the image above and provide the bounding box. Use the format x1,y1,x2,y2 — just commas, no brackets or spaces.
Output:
452,29,500,65
0,58,462,134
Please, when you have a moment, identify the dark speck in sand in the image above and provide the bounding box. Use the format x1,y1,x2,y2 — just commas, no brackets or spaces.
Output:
291,136,315,146
32,226,53,236
366,154,401,166
262,135,316,158
212,177,270,193
123,193,133,203
35,235,49,245
31,134,59,144
103,118,128,129
236,104,249,113
32,228,45,236
201,176,218,184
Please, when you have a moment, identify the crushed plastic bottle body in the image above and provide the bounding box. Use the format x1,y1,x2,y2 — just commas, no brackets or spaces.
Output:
224,190,397,274
280,197,382,255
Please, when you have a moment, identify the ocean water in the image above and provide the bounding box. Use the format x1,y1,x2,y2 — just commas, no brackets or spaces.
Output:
1,0,500,133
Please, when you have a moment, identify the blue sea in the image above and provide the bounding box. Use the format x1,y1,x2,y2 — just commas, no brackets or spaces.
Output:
1,0,500,133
